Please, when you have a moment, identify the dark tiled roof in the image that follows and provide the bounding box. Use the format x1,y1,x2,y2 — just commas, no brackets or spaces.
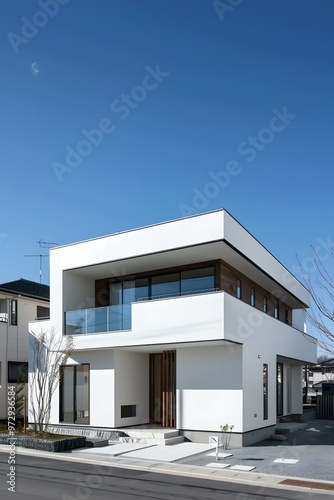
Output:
0,279,49,301
320,358,334,367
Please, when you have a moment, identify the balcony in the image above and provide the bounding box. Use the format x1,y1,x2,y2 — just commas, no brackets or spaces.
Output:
65,288,218,335
65,304,131,335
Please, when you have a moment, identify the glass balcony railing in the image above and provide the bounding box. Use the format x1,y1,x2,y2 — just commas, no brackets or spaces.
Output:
65,288,219,335
65,304,131,335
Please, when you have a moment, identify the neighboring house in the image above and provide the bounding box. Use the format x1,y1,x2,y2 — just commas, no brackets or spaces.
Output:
29,209,317,445
0,279,50,420
303,358,334,400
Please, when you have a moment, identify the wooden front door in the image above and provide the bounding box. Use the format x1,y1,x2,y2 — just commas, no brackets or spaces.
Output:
150,351,176,427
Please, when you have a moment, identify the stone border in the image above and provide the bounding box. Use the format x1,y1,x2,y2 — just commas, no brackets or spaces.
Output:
0,434,86,452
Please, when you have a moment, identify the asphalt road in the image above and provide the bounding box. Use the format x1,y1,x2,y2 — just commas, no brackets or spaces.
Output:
0,452,332,500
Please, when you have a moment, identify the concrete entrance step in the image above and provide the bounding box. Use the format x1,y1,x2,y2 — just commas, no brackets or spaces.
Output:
119,429,185,446
84,438,109,448
275,422,308,434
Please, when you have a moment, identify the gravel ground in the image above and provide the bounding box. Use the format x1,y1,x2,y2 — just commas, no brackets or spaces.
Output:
176,419,334,482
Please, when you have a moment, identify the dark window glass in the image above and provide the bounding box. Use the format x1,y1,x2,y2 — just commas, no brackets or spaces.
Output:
10,300,17,326
277,363,283,416
181,267,215,295
109,282,122,305
109,266,215,307
274,299,279,319
60,364,90,424
37,305,50,319
122,279,149,304
121,405,136,418
151,273,180,299
109,279,149,305
263,364,268,420
263,296,268,313
285,309,289,324
251,288,255,307
8,361,28,383
236,279,242,299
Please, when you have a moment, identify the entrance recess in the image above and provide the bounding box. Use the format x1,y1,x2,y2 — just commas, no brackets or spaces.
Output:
149,351,176,427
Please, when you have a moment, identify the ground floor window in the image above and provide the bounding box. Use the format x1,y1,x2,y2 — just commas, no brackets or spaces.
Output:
263,364,268,420
8,361,28,383
277,362,283,416
59,364,90,424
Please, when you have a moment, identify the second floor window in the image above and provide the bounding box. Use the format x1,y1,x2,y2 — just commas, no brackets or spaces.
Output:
236,279,242,300
274,299,279,319
285,309,289,324
10,300,17,326
263,296,268,313
250,288,255,307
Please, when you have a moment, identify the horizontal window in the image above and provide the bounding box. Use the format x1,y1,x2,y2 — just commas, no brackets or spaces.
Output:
109,267,215,305
37,305,50,319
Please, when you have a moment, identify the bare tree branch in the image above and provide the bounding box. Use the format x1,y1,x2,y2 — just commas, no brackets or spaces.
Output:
299,246,334,354
29,328,73,432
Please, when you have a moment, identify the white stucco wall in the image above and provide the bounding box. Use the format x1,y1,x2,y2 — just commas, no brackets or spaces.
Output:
114,350,149,427
223,293,316,432
292,309,307,332
176,345,243,432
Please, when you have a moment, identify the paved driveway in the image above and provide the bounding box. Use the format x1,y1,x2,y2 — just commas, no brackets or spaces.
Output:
176,419,334,482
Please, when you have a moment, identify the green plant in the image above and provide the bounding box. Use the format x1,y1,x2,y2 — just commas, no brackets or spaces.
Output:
220,423,234,449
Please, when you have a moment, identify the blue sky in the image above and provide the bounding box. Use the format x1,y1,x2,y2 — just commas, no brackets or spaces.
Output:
1,0,334,349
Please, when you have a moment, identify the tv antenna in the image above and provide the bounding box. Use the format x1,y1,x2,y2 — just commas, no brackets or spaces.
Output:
24,240,59,283
38,239,59,249
24,254,49,283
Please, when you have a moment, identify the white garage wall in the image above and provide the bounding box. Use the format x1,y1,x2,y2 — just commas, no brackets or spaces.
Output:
176,345,243,432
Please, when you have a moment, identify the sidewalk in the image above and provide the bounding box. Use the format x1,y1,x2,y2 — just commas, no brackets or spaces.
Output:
1,444,333,495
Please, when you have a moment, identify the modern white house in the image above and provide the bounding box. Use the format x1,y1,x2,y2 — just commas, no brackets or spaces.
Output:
29,209,317,445
0,279,49,420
